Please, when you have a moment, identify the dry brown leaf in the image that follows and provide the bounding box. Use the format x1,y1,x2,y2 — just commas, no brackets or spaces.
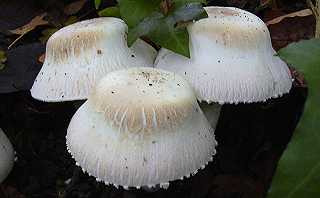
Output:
260,0,278,9
266,9,313,25
0,50,6,70
38,53,45,63
260,0,271,6
10,13,48,35
64,0,87,15
8,13,48,49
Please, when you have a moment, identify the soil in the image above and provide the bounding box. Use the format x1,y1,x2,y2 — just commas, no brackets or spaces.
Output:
0,0,314,198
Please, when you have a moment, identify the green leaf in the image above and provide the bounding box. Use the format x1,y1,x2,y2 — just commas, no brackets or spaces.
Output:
98,6,121,17
118,0,161,28
268,39,320,198
171,2,208,24
95,0,102,9
128,3,207,57
148,15,190,57
127,12,164,46
0,50,7,70
128,12,190,57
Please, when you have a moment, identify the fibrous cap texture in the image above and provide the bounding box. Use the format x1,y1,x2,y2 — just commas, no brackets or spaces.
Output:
31,17,157,102
66,67,218,188
0,128,14,183
155,6,292,104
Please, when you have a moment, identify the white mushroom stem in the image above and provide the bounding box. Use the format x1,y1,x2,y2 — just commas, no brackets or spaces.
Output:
0,128,14,183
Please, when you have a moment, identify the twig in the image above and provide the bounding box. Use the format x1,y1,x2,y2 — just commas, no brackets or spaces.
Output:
7,34,24,49
307,0,318,16
307,0,320,38
316,0,320,38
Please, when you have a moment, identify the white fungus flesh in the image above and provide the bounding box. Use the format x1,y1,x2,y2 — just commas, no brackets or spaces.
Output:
0,128,14,183
66,67,217,189
155,6,292,104
31,17,157,102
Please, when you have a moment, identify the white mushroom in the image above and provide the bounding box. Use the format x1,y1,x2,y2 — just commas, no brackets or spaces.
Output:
31,17,157,102
66,67,217,189
0,128,14,183
155,6,292,104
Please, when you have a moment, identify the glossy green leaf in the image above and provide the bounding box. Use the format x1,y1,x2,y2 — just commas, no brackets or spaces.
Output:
269,39,320,198
118,0,161,28
0,50,7,70
127,12,164,46
148,16,190,57
95,0,102,9
98,6,121,17
128,3,207,57
171,2,208,24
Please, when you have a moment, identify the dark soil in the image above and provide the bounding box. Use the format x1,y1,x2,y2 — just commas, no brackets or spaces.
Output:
0,80,307,198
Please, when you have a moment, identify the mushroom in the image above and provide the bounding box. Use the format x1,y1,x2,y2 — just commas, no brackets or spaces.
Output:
66,67,217,189
154,7,292,104
31,17,157,102
0,128,14,183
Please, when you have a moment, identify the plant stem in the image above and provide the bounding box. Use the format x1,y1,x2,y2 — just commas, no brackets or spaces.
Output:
307,0,320,38
316,0,320,38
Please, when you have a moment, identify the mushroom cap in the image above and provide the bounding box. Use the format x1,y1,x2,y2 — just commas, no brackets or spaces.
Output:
66,67,217,188
155,7,292,104
0,128,14,183
31,17,157,102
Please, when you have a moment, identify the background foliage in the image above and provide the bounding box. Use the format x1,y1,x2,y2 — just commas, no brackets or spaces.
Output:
98,0,207,57
269,39,320,197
